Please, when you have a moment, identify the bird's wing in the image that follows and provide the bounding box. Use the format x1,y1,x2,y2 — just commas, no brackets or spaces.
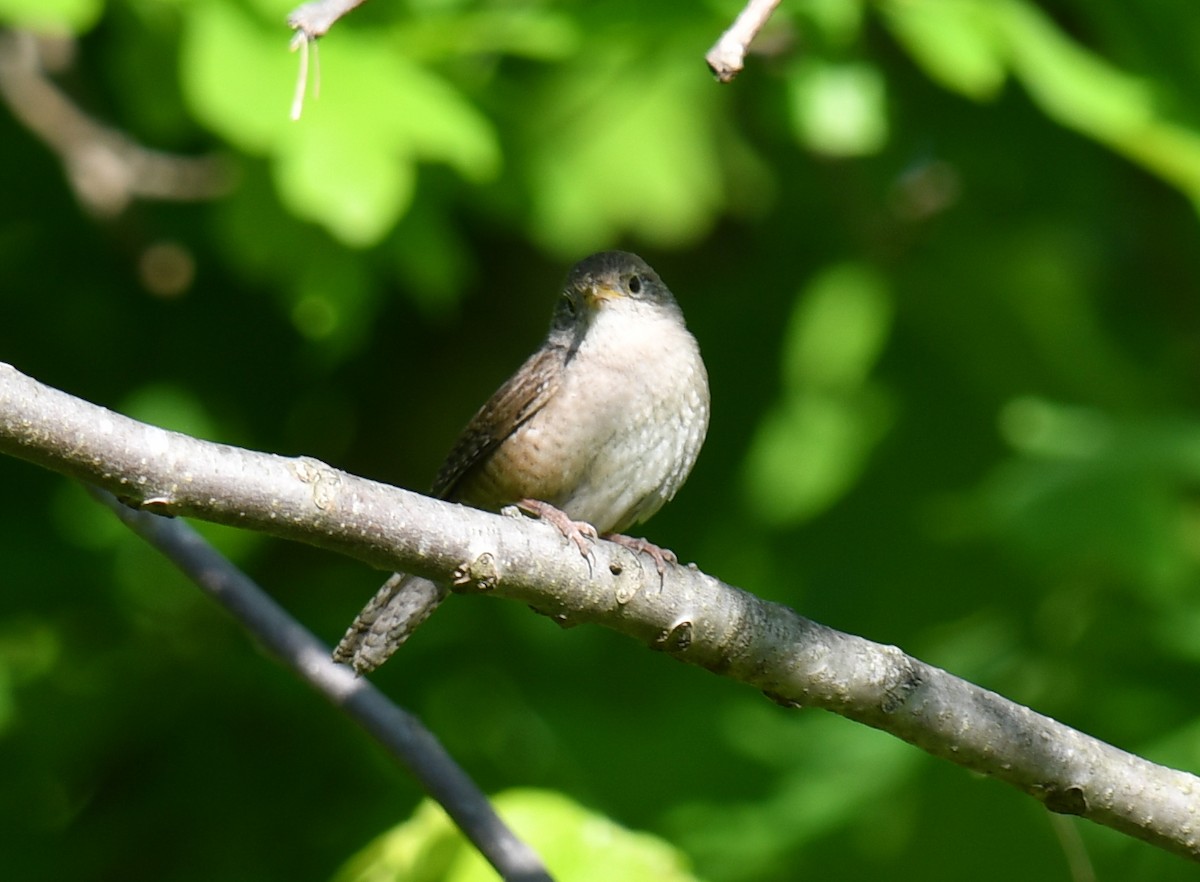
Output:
430,343,565,500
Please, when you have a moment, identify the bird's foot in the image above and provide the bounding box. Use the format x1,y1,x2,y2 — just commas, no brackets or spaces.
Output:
602,533,677,577
517,498,599,559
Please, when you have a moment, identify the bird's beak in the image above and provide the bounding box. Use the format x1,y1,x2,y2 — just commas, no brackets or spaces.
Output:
582,282,622,308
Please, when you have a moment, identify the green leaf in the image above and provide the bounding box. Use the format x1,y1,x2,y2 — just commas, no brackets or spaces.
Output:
180,1,297,153
181,0,499,246
745,263,894,523
998,0,1153,139
522,47,725,255
787,60,889,156
743,390,892,524
0,0,103,32
881,0,1200,202
271,119,418,247
997,0,1200,200
332,789,701,882
879,0,1006,100
782,262,893,390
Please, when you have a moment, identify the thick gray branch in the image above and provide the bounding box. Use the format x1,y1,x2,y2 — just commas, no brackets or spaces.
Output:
2,361,1198,861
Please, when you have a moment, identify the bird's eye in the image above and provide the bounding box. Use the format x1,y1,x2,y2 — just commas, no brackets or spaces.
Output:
627,274,643,295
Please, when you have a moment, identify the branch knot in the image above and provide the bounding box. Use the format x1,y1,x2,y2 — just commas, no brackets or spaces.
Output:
452,552,500,590
293,455,340,510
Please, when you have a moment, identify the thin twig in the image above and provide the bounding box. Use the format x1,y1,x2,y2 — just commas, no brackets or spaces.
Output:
706,0,782,83
287,0,368,40
289,32,314,120
0,31,230,215
88,486,555,882
285,0,357,118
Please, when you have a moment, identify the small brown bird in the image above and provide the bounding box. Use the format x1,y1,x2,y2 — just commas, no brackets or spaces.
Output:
334,251,710,673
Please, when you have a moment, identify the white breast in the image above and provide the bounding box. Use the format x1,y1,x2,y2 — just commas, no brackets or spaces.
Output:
548,299,709,533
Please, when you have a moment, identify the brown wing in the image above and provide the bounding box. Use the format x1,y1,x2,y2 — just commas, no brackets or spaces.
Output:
431,344,565,501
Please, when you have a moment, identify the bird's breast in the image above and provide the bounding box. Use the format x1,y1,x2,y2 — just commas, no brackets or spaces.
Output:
466,307,709,533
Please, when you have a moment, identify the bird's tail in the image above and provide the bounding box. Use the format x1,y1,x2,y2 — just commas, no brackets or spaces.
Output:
332,573,449,674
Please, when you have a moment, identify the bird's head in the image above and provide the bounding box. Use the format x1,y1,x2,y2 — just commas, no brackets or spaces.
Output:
550,251,681,343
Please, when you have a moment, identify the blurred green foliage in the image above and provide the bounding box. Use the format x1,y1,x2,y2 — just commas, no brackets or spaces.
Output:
2,0,1200,880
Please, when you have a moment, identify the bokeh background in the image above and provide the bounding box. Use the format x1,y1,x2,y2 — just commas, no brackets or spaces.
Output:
3,0,1200,879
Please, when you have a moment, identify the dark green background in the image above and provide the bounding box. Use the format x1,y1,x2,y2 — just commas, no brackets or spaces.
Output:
3,0,1200,879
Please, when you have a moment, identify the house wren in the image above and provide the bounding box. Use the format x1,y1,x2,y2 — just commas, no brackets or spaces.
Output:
334,251,710,673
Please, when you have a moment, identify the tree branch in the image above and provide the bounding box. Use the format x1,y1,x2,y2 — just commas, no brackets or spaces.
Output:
2,360,1198,862
89,486,554,882
706,0,782,83
0,31,230,216
285,0,369,118
287,0,369,41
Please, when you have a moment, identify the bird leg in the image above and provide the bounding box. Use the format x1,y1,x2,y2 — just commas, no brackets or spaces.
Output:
602,533,677,576
517,498,598,558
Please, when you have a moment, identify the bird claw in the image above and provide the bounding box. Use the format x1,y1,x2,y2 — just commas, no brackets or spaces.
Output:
602,533,677,577
515,500,677,579
517,498,599,562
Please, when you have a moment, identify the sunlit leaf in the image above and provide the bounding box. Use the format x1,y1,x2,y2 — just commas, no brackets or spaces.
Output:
181,1,499,246
787,60,888,156
180,1,296,152
272,119,417,247
997,0,1200,200
782,262,892,390
523,47,725,254
881,0,1200,203
334,789,700,882
0,0,103,32
879,0,1006,100
999,0,1153,139
743,390,892,524
744,263,894,523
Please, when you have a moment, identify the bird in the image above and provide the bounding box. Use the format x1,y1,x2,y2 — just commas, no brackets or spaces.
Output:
333,250,710,674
